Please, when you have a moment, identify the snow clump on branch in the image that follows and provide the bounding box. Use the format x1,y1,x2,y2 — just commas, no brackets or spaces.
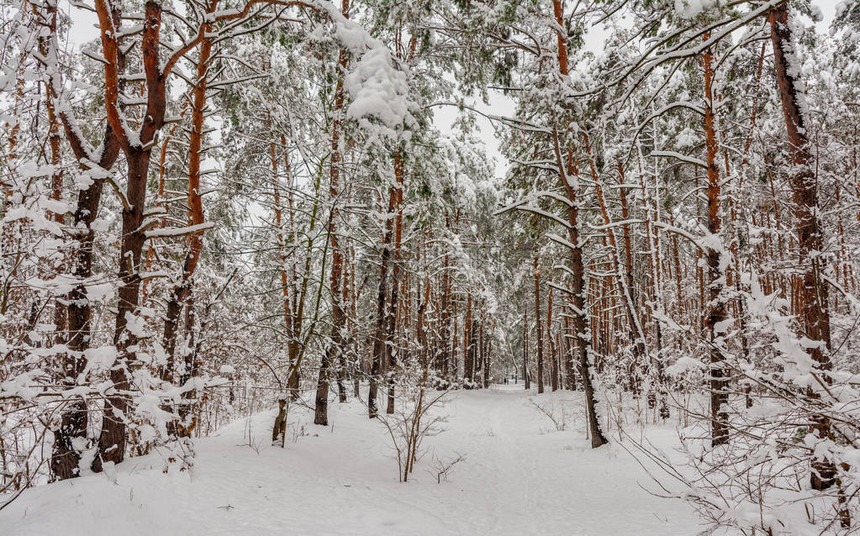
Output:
345,47,414,139
319,1,416,139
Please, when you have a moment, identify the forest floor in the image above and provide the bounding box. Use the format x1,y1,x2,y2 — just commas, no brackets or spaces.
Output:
0,386,702,535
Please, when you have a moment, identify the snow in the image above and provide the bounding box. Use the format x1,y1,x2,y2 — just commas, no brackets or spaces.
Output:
345,47,414,137
144,222,215,239
665,356,706,376
0,387,700,535
82,345,119,376
673,0,721,19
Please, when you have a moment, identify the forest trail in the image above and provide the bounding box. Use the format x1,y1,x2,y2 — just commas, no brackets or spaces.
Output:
0,387,700,536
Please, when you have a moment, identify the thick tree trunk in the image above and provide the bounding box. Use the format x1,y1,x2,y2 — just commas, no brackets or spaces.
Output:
769,4,836,491
92,0,168,471
52,166,109,480
48,0,123,478
93,149,151,471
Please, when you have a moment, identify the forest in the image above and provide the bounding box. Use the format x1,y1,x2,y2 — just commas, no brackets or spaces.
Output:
0,0,858,533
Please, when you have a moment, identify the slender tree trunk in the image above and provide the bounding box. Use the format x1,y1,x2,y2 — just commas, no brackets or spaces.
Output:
548,287,559,391
551,0,607,447
37,0,67,344
553,140,608,447
563,313,576,390
483,327,491,388
315,14,350,425
703,34,729,447
439,214,452,381
369,184,396,416
161,9,213,385
534,256,544,394
589,149,646,393
523,306,530,390
385,148,405,414
160,12,215,439
464,292,474,384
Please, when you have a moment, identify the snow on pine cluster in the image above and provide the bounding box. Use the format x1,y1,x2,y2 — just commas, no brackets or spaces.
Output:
674,0,722,19
345,47,414,137
320,0,417,139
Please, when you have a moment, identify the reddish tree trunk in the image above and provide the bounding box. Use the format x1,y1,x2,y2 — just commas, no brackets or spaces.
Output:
93,0,168,471
769,4,835,491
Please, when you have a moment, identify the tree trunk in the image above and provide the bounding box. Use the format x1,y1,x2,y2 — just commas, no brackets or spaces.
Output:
769,4,836,490
52,155,112,480
160,12,214,439
93,148,151,471
385,148,405,413
548,287,559,392
563,314,576,390
48,0,123,479
92,0,168,471
523,306,530,390
464,292,474,384
553,140,608,447
534,256,544,394
315,33,350,425
551,0,607,447
369,186,396,418
703,34,729,447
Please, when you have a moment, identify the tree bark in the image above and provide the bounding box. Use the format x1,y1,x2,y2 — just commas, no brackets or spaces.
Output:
93,0,169,471
315,13,350,425
703,35,729,447
523,306,530,390
464,292,474,384
385,148,405,413
369,185,396,417
769,4,836,490
47,0,123,479
552,0,607,447
548,287,559,391
534,256,544,394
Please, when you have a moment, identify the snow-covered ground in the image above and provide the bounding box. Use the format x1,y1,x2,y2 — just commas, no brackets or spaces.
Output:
0,386,702,535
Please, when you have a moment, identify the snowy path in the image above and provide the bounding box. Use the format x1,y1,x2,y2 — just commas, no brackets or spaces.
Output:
0,387,701,535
